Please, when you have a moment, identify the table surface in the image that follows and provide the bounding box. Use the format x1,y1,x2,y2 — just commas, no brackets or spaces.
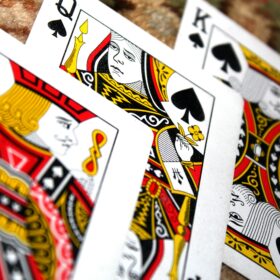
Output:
1,0,279,279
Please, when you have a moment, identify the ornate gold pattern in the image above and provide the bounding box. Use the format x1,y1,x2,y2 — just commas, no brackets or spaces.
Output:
102,82,130,104
98,73,156,111
75,199,89,234
25,197,56,280
152,59,174,101
0,83,51,136
0,215,27,245
0,165,31,247
133,195,151,228
255,107,269,135
235,116,249,169
169,196,191,280
130,223,152,240
58,192,80,248
226,230,279,277
146,178,162,198
241,45,280,84
64,20,88,75
241,166,260,196
0,166,29,196
132,194,153,239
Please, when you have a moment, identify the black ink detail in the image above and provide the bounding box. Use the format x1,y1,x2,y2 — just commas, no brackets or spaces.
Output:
172,168,183,184
56,0,77,21
38,159,68,198
229,211,244,227
192,7,210,34
171,88,205,123
212,43,241,73
276,237,280,255
189,33,204,48
48,19,67,38
187,276,201,280
2,243,25,276
230,193,245,206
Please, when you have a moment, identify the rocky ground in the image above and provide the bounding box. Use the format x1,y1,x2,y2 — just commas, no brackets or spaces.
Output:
102,0,280,52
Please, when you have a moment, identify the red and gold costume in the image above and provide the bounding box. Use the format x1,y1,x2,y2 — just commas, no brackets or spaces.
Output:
0,60,95,279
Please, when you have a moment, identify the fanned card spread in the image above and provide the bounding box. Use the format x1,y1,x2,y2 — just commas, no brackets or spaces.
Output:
26,1,244,279
0,30,153,280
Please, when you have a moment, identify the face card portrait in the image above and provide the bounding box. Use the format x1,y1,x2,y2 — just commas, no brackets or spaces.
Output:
62,11,214,279
27,1,244,279
175,0,280,279
0,30,153,280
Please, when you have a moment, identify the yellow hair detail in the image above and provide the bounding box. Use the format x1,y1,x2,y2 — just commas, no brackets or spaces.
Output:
0,83,51,136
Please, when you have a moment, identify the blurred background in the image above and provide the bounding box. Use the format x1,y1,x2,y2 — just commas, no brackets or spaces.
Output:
101,0,280,52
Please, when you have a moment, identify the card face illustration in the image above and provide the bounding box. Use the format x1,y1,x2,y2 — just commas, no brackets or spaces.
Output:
27,1,244,279
175,0,280,279
0,53,116,280
0,31,153,280
62,11,214,280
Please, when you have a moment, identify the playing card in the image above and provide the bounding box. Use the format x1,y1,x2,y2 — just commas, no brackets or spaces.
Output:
175,0,280,279
175,0,280,89
0,30,152,280
27,1,244,278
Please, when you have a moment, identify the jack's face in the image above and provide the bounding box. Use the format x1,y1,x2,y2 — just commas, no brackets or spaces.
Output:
37,104,78,155
108,35,142,85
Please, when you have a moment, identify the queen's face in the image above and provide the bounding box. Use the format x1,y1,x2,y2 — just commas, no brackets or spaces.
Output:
37,104,78,155
108,33,142,84
259,83,280,120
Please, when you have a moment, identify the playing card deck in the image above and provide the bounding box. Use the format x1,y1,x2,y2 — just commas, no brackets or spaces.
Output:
175,0,280,279
2,0,279,278
0,30,152,279
25,1,244,279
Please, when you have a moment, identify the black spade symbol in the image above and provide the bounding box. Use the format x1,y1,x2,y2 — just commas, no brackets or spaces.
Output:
276,237,280,255
48,19,67,38
212,43,241,73
171,88,205,123
189,33,204,48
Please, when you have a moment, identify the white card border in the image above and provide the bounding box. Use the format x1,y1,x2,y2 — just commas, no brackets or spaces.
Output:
0,29,153,279
175,0,280,278
27,1,244,278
